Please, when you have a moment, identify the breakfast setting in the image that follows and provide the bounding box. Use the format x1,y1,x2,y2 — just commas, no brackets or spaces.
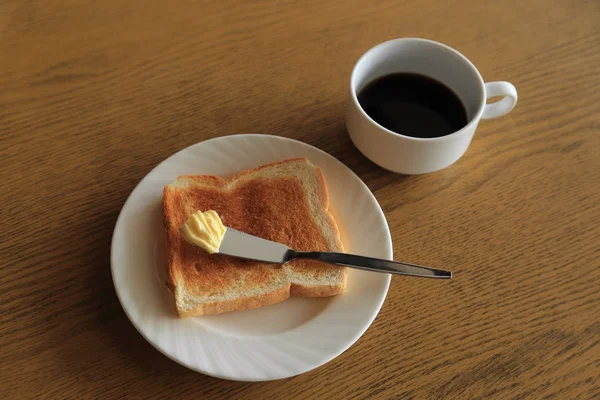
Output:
3,1,599,399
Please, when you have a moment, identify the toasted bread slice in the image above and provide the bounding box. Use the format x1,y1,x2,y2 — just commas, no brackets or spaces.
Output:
163,158,346,317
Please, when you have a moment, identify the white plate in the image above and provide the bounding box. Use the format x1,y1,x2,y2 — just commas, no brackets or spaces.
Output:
111,134,392,381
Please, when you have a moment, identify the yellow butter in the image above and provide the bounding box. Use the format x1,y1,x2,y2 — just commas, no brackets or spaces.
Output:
180,210,226,254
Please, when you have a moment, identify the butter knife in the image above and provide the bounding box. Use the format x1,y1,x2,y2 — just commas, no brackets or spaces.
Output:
213,227,452,279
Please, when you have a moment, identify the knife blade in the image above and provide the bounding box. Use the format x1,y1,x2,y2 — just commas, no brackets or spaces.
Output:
216,227,452,279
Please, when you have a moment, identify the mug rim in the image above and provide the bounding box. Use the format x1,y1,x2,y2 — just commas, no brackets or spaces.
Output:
350,37,487,142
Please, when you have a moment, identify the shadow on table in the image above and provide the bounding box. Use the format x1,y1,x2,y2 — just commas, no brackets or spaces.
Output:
296,120,413,192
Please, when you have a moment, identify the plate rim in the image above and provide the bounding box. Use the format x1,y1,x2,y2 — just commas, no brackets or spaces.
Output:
110,134,392,381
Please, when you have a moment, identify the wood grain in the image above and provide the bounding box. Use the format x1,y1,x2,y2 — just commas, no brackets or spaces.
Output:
1,0,599,398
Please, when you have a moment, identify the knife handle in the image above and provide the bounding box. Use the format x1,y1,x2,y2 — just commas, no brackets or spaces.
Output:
291,251,452,279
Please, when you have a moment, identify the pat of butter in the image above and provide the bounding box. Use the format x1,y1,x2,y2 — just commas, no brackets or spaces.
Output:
180,210,226,254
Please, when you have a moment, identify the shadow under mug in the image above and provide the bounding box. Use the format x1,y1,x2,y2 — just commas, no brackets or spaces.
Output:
346,38,518,175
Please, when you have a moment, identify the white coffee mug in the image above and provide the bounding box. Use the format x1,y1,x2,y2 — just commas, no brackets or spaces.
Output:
346,38,518,174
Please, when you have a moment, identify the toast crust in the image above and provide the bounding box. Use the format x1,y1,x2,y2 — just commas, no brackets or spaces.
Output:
163,158,346,317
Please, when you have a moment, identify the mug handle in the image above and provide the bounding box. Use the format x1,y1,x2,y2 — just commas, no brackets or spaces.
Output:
481,81,518,119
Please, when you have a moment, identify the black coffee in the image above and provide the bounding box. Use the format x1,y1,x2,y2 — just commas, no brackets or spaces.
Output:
357,73,468,138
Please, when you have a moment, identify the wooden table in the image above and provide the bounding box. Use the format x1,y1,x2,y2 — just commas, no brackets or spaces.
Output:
2,0,599,398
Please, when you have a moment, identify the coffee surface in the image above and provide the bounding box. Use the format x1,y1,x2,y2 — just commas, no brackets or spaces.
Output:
357,73,468,138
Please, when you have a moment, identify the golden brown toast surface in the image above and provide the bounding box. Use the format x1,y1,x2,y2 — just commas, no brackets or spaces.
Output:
163,158,346,316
